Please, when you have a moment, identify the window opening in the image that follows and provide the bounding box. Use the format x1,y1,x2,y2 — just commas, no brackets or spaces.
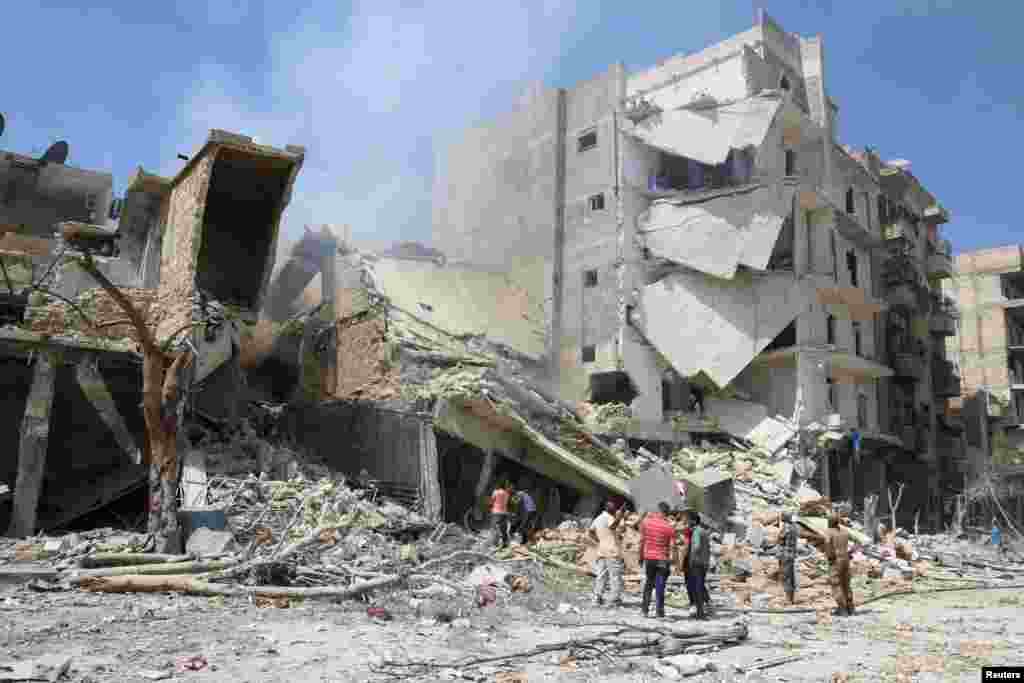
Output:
779,75,791,91
846,250,859,288
583,269,598,288
845,187,855,214
853,321,863,356
582,345,596,363
857,394,868,428
785,149,797,176
577,130,597,153
588,193,605,211
826,314,836,345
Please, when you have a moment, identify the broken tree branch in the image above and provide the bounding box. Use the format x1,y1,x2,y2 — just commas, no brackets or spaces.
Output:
888,483,905,533
67,559,238,583
78,553,191,568
78,572,403,598
73,255,158,354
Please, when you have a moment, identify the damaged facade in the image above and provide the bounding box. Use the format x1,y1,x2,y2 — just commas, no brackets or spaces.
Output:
947,245,1024,508
1,130,305,536
431,11,963,530
257,238,634,526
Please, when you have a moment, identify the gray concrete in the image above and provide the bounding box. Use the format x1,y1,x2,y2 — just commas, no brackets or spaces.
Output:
7,352,57,538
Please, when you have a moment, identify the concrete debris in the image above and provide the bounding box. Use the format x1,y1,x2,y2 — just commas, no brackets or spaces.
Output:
185,528,236,557
0,655,72,682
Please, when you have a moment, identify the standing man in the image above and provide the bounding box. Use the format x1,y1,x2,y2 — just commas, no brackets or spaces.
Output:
639,502,675,618
824,512,854,616
686,511,711,619
779,512,798,605
490,481,512,549
589,499,626,607
515,489,538,544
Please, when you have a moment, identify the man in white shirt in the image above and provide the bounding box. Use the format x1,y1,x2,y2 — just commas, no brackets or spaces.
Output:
589,499,626,607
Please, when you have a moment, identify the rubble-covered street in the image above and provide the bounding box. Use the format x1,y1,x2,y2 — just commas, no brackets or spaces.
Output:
6,4,1024,682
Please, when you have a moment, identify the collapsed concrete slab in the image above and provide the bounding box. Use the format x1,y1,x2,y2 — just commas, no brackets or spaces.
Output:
639,182,797,280
637,270,823,388
625,95,783,167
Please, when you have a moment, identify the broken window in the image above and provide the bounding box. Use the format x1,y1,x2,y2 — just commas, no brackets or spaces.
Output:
583,269,598,287
590,370,637,404
857,393,868,429
581,345,596,363
578,130,597,153
785,149,797,176
651,149,751,193
588,193,605,212
845,188,855,215
195,148,294,311
767,206,795,271
826,314,836,345
853,321,863,356
846,250,859,288
764,321,796,353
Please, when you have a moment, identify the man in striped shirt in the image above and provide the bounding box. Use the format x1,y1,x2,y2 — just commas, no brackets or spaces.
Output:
638,501,675,618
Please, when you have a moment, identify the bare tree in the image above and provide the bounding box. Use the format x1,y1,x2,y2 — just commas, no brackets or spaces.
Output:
863,493,879,543
10,247,194,553
887,482,906,534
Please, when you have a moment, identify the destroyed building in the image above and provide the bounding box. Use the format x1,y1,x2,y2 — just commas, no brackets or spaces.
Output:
0,130,305,536
254,231,634,526
430,11,964,530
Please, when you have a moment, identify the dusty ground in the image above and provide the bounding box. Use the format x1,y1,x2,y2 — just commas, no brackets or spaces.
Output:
3,574,1023,683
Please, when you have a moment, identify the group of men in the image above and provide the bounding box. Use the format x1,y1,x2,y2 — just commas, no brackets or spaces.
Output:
589,500,713,619
489,481,538,548
490,483,857,618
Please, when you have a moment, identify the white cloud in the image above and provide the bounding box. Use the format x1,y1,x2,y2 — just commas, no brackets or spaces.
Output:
168,0,586,254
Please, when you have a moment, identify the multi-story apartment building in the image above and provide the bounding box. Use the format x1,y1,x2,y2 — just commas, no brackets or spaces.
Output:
433,12,957,529
947,245,1024,473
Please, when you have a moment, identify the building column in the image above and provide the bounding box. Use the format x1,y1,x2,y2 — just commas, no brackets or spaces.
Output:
418,421,443,522
820,448,831,499
76,356,141,464
7,352,58,537
320,230,338,397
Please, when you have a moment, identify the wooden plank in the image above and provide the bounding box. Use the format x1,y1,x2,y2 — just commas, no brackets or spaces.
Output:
7,352,57,537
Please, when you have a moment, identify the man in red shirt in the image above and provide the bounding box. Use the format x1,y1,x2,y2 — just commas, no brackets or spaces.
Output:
490,481,512,548
638,501,675,618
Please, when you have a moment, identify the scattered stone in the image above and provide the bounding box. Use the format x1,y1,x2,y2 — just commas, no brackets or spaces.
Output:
185,528,236,557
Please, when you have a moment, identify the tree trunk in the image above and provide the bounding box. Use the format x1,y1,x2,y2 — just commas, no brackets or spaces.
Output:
142,349,191,554
863,494,879,544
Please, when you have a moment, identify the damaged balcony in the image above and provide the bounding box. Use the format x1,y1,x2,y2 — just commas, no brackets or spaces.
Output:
194,141,302,314
932,358,961,398
926,238,954,279
637,181,800,280
883,253,927,310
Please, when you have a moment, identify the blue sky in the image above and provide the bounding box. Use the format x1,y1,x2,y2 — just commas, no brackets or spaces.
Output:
2,1,1018,256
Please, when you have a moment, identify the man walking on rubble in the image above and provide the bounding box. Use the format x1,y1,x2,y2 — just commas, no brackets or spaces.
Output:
490,481,512,549
824,512,854,616
589,499,627,607
685,511,711,619
515,489,538,544
779,512,798,605
639,502,676,618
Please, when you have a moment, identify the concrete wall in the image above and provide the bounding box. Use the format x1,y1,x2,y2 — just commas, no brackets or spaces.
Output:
627,27,763,98
558,67,623,403
286,402,423,490
0,155,113,238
